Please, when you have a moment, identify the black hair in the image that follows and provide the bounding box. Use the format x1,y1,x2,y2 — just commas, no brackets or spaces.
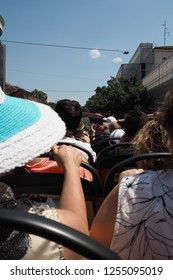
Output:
124,109,148,137
55,99,82,131
161,89,173,137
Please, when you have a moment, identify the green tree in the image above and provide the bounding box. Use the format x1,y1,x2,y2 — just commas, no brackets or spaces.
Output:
85,75,152,118
47,101,56,109
85,86,109,114
32,89,48,104
81,106,89,112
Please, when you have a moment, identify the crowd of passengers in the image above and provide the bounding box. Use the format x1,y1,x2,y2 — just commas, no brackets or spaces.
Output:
1,85,173,260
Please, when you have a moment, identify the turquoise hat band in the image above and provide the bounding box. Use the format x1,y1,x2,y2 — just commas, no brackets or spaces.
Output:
0,94,41,142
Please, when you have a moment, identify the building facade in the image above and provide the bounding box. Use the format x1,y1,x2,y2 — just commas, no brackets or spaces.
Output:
116,43,173,108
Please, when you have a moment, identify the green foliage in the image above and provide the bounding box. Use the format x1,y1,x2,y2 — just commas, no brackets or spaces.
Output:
47,101,56,109
85,75,152,118
81,106,89,112
32,89,48,104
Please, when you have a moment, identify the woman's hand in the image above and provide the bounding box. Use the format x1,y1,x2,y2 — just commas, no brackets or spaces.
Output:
52,144,83,170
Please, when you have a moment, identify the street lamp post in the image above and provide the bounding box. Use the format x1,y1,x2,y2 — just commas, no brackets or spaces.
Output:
0,15,5,36
0,15,5,91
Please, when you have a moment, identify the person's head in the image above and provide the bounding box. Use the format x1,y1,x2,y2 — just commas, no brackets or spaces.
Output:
98,125,105,132
131,118,173,169
55,99,82,133
107,116,116,123
109,121,120,133
0,87,66,175
74,121,84,138
110,129,125,142
123,109,148,141
161,89,173,154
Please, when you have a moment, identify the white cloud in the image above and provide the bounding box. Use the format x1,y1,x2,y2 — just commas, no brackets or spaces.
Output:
112,57,123,63
89,49,101,59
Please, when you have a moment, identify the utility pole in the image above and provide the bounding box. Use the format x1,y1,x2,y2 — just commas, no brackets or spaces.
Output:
162,20,169,46
0,15,5,91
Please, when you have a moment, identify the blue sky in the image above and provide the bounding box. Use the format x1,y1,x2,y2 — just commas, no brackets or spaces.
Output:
0,0,173,105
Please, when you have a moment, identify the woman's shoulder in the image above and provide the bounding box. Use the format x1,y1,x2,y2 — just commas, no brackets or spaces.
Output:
119,169,173,193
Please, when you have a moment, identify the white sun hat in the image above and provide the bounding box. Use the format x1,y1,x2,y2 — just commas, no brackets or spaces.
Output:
0,87,66,174
103,116,117,123
107,116,117,123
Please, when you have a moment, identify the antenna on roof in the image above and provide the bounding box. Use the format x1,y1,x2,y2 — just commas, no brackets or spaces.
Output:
162,20,169,46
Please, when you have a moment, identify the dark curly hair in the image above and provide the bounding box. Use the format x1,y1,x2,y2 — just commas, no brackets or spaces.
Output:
161,89,173,137
55,99,82,132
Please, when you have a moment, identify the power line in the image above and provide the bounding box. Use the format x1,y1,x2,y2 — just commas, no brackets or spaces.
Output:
2,39,129,54
40,90,94,93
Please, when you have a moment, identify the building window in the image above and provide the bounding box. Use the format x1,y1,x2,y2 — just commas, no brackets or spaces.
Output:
141,63,146,78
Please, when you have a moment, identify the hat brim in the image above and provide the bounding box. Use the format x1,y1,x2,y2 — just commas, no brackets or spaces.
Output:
0,90,66,174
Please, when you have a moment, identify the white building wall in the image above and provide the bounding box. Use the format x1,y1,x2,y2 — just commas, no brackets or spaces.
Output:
153,50,173,68
142,54,173,90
